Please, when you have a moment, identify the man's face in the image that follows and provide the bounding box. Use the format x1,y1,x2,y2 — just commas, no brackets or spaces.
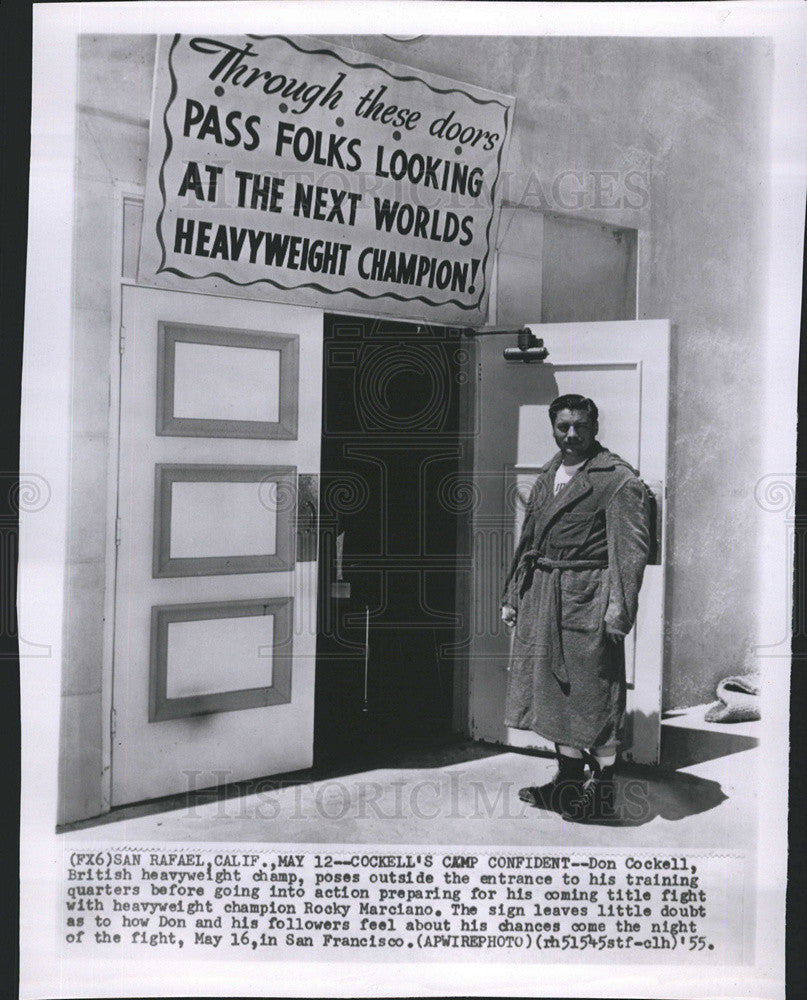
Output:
552,408,597,463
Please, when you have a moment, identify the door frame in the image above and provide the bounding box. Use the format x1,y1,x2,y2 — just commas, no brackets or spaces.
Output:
99,180,143,813
100,192,644,808
101,184,477,811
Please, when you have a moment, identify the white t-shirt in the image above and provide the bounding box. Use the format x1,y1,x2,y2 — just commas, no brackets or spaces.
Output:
553,459,585,495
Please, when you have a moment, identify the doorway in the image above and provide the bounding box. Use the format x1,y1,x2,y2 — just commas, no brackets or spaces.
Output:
314,314,470,767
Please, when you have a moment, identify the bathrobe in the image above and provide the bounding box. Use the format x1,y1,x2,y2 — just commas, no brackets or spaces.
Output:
501,444,651,748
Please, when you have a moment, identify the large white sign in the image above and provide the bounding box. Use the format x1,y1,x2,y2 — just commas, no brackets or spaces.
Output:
138,34,515,325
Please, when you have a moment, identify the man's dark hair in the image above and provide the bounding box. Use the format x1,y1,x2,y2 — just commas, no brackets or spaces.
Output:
548,394,599,425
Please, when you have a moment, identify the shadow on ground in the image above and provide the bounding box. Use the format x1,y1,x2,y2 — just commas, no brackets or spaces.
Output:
539,721,759,828
661,719,759,769
58,736,506,832
60,722,758,833
520,764,729,829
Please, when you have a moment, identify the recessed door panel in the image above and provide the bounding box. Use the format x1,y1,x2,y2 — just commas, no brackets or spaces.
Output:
172,342,281,423
164,613,275,699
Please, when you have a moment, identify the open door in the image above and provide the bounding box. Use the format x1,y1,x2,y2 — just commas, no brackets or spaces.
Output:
467,320,669,764
111,285,322,805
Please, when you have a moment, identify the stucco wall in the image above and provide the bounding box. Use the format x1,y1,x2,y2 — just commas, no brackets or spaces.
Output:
60,33,771,823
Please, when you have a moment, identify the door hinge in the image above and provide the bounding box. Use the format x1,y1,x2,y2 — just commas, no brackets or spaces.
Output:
110,707,117,737
115,516,122,547
119,326,126,355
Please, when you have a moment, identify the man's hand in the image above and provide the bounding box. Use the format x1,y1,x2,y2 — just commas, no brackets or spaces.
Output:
501,604,517,627
605,625,625,644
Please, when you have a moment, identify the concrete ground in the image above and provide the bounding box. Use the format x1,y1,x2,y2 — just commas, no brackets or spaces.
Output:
63,706,759,850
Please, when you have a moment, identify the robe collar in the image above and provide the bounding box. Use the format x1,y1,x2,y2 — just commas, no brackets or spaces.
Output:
531,443,615,549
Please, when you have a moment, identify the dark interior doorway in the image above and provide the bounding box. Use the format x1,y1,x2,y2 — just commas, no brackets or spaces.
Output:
314,313,469,768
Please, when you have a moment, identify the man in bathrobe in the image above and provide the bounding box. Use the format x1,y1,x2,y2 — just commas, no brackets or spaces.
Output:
500,394,651,822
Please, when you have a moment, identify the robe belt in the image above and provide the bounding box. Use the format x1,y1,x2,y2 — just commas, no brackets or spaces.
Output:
519,554,609,686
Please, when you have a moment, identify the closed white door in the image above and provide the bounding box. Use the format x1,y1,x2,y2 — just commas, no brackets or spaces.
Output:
468,320,669,763
111,284,322,805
